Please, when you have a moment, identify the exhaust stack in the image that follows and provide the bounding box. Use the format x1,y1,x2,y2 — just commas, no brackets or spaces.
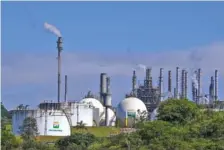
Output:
181,69,185,99
168,70,172,94
209,76,215,103
132,70,137,96
197,68,201,102
176,67,180,99
215,70,218,101
184,71,188,99
57,37,63,103
159,68,164,101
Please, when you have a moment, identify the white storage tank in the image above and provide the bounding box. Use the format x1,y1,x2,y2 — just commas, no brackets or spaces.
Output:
70,103,93,127
116,97,148,127
35,109,71,136
80,98,104,124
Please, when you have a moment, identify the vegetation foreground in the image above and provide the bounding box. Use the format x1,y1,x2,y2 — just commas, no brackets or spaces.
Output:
1,99,224,150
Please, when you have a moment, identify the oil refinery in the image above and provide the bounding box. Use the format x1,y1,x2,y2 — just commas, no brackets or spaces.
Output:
11,36,224,137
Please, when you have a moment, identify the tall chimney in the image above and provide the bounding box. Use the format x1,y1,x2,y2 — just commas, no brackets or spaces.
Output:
57,37,63,103
184,71,188,99
159,68,164,101
64,75,67,102
181,70,185,99
215,70,218,101
197,68,201,100
176,67,180,99
100,73,107,105
209,76,215,103
132,70,137,96
168,70,172,93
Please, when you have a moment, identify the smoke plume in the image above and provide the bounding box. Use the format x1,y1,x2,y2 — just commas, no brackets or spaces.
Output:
137,64,146,72
44,22,61,37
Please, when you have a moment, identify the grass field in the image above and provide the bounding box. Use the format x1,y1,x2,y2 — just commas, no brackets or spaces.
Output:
36,127,120,142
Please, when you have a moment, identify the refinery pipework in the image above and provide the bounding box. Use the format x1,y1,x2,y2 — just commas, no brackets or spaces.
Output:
64,75,67,102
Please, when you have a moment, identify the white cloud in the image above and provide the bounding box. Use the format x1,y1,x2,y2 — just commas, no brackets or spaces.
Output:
2,41,224,109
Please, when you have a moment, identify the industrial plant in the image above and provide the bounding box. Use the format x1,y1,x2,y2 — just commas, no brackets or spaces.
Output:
11,31,224,136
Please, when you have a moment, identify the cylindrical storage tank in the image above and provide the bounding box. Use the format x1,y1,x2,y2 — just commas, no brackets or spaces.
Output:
116,97,148,127
36,109,70,136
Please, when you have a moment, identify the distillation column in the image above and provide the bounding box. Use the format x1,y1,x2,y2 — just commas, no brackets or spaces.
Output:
215,70,218,101
132,70,137,96
100,73,107,105
176,67,180,99
159,68,164,101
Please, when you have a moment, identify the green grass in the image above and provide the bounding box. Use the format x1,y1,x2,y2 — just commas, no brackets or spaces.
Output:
72,127,120,137
36,127,120,142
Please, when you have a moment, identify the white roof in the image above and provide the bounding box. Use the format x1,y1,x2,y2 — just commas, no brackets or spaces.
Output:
80,98,104,114
117,97,147,112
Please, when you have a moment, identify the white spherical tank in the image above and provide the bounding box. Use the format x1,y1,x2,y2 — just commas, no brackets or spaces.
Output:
100,107,116,126
116,97,148,127
80,98,104,115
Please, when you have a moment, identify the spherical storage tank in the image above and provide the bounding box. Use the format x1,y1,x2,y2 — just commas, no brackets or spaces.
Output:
80,98,104,115
116,97,148,127
80,98,105,126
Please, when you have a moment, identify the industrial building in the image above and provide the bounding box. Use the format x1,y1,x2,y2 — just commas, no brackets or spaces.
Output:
11,36,224,136
125,66,224,114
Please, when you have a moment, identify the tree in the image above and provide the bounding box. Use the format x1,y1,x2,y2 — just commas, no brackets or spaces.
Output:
1,124,22,150
75,120,88,133
56,133,96,150
19,117,39,140
157,99,199,125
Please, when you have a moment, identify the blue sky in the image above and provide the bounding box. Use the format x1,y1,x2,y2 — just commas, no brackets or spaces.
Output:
2,1,224,110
